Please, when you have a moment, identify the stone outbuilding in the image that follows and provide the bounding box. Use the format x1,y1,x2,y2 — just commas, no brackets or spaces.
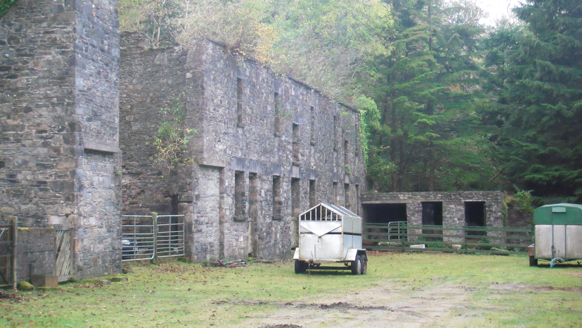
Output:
361,191,504,242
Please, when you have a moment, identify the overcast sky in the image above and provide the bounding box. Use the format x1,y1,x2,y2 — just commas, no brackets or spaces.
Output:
476,0,522,25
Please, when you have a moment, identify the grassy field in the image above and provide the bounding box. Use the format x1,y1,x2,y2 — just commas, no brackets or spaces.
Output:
1,253,581,327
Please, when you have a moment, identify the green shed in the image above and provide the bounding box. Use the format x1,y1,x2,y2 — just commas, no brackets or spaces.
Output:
531,203,582,265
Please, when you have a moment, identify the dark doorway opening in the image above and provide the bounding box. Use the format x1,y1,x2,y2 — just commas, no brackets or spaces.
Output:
362,203,407,243
422,202,442,225
362,203,407,224
422,202,443,241
465,201,486,236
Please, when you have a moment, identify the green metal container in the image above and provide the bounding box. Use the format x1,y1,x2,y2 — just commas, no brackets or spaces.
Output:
530,203,582,265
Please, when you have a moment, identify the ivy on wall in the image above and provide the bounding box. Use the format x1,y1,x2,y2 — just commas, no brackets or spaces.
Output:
0,0,17,17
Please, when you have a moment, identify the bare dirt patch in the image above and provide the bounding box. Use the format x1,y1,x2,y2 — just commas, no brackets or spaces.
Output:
237,281,468,328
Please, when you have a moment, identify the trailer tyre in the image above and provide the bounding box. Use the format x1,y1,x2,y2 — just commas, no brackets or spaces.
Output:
295,260,307,274
529,256,538,267
351,255,362,275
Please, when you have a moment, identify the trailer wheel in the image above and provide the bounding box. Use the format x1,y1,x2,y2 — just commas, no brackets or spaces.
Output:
295,260,307,274
351,255,362,275
361,254,368,275
529,256,538,267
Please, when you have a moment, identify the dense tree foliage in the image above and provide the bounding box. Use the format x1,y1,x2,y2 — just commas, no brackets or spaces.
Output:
482,0,582,202
364,0,496,192
115,0,582,202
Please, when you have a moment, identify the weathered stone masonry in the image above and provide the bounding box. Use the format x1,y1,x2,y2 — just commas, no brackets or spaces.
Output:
0,0,121,280
361,191,504,242
120,34,367,262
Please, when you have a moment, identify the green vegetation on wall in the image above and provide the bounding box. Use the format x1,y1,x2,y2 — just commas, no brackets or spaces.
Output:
0,0,17,17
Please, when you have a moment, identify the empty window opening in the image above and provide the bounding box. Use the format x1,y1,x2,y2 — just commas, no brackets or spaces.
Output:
355,184,360,215
333,181,338,205
274,92,281,136
292,123,300,165
292,178,301,218
272,176,282,220
237,78,244,126
234,171,246,221
344,140,349,167
309,180,316,208
248,173,259,256
344,183,350,210
465,201,486,236
310,106,315,145
422,202,443,241
333,115,338,151
355,120,360,157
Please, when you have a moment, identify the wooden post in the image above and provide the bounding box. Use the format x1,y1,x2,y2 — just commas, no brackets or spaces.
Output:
12,217,17,290
151,213,158,265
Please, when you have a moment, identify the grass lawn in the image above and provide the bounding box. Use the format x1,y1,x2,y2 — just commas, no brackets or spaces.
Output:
1,252,581,327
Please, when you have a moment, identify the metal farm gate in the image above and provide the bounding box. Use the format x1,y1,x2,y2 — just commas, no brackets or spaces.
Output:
122,214,185,262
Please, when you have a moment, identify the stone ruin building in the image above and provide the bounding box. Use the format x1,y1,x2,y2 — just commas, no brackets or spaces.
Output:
0,1,366,281
362,191,504,242
120,33,366,262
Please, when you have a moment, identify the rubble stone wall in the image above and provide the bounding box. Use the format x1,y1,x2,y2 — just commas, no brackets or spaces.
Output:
361,191,504,242
120,35,367,261
0,0,121,280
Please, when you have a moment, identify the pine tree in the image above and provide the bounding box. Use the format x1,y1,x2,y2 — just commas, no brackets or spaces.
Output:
483,0,582,201
366,0,495,191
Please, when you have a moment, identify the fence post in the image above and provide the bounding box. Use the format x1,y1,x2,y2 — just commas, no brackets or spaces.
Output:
151,212,158,265
12,217,17,290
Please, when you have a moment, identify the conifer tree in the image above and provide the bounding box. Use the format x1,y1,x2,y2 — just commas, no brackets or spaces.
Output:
366,0,494,191
483,0,582,201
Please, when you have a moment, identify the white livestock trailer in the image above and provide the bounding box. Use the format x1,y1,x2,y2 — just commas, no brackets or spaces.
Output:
293,203,367,274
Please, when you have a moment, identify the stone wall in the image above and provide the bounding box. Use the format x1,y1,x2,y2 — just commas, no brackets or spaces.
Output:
0,0,121,281
361,191,504,242
120,35,367,262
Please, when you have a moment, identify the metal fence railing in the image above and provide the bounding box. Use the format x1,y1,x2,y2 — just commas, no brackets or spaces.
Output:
121,214,184,263
364,222,533,255
0,217,17,289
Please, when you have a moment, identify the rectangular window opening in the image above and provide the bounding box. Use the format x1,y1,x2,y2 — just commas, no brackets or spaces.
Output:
333,182,338,205
274,92,281,136
237,78,244,127
272,176,282,220
292,123,300,165
310,106,315,145
344,183,350,210
234,171,246,221
344,140,349,169
355,184,360,216
309,180,316,208
333,115,338,152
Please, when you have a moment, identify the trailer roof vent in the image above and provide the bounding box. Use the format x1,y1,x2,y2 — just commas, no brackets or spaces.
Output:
299,202,360,222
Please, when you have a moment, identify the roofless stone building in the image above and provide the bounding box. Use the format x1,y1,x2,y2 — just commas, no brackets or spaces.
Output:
0,0,366,281
119,33,367,262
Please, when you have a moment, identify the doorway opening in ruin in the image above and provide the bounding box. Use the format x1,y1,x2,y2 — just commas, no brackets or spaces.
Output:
291,178,301,247
465,201,486,236
362,203,407,224
362,203,407,243
344,183,350,210
248,173,259,257
422,202,443,241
